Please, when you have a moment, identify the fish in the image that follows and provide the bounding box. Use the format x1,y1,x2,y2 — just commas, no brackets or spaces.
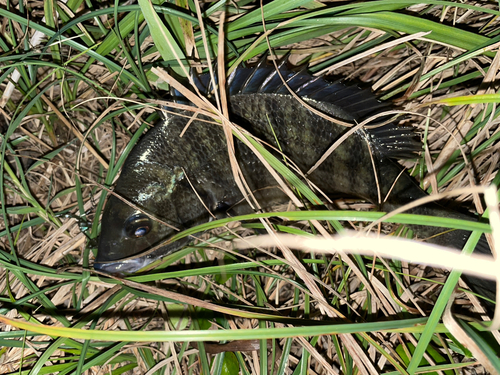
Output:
95,59,495,307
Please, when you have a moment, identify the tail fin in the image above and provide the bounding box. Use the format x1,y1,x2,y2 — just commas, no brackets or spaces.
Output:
461,234,496,310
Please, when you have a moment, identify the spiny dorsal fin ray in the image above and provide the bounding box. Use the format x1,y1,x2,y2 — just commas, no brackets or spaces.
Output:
182,58,420,160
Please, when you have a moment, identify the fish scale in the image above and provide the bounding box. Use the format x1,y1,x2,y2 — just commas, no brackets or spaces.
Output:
95,61,495,311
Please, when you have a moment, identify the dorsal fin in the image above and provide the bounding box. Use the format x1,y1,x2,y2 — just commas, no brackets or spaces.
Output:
178,58,421,160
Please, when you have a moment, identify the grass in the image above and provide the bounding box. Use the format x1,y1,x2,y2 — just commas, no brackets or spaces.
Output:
0,0,500,374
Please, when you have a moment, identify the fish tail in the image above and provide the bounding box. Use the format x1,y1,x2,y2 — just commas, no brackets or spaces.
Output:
385,197,495,310
462,234,496,307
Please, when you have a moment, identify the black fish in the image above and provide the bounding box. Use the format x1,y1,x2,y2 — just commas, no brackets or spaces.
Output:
95,60,494,307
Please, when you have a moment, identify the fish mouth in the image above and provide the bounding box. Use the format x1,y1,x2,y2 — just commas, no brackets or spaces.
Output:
94,237,159,275
93,256,154,276
94,236,191,276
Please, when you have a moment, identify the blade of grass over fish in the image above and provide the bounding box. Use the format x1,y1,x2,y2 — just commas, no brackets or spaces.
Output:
242,133,323,205
138,0,187,76
234,233,497,288
165,210,490,245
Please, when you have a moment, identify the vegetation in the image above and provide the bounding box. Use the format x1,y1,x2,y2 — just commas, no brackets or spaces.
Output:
0,0,499,373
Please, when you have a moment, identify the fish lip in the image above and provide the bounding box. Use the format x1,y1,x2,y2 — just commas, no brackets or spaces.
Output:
95,236,191,276
93,256,153,276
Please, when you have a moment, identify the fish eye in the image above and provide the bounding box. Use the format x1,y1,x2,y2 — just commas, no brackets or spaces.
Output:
124,215,152,238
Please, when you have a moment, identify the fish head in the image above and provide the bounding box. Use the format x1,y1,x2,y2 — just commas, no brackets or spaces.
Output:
95,163,189,275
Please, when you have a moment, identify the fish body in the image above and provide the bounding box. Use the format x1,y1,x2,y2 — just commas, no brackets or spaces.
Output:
95,61,494,305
